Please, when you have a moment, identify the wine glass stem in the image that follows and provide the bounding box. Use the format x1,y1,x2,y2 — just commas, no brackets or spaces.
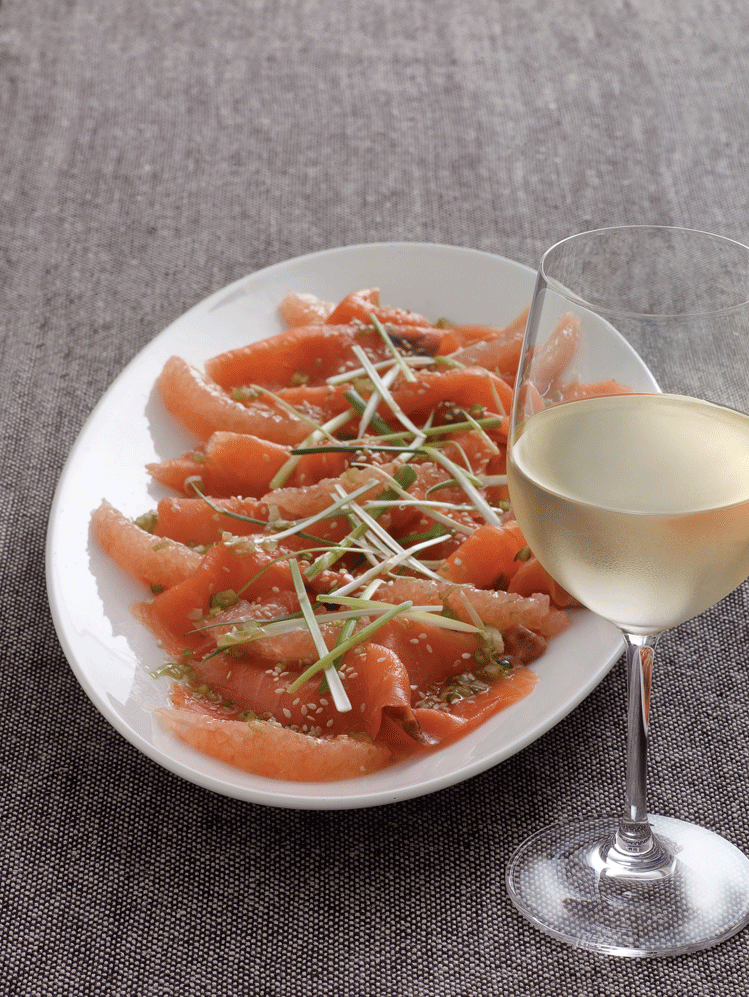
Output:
610,631,668,868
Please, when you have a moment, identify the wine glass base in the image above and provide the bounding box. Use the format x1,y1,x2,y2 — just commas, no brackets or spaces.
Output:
506,814,749,957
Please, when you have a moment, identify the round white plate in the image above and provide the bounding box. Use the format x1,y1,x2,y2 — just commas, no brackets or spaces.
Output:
47,242,639,810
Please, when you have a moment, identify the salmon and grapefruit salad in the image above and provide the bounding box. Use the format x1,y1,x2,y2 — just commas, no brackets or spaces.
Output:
92,286,585,782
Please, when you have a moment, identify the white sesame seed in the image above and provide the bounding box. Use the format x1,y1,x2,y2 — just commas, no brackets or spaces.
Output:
426,645,433,654
410,638,419,645
282,708,292,719
327,719,334,728
462,652,472,659
301,705,308,716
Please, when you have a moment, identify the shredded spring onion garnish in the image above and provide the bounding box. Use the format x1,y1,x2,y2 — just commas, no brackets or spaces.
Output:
302,465,417,580
331,484,444,583
253,479,381,544
325,354,436,385
350,344,426,444
269,409,353,490
420,445,503,527
185,319,514,715
289,559,351,712
248,384,344,438
369,313,417,383
284,600,413,694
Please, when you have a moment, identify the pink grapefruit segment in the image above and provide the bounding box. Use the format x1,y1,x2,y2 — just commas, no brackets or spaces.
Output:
91,500,203,590
160,686,392,781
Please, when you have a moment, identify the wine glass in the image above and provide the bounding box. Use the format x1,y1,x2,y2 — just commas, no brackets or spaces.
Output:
505,226,749,957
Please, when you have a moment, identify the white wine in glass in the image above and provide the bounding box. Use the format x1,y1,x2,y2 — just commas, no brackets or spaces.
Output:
505,226,749,957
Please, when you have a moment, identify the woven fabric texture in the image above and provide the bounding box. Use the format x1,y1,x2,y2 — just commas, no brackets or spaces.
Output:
3,0,749,993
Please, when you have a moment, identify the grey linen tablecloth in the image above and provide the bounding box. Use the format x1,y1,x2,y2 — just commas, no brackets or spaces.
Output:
3,0,749,993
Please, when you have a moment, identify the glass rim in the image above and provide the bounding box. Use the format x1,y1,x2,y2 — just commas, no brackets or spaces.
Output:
540,224,749,319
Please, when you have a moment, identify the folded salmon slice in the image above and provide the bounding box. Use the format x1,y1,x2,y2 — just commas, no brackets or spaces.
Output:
205,321,445,391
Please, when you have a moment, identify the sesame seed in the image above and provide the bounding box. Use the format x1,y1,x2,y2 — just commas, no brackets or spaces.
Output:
426,645,433,654
282,708,292,719
462,652,472,659
410,638,419,645
418,633,428,639
327,719,334,728
301,705,308,716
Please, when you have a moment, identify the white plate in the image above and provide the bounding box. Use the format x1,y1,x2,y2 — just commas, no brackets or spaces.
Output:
47,242,638,810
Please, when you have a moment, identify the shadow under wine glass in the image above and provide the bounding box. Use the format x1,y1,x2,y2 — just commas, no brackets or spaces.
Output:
504,226,749,957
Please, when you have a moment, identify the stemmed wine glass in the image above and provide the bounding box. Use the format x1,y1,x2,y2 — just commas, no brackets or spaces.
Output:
505,226,749,956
